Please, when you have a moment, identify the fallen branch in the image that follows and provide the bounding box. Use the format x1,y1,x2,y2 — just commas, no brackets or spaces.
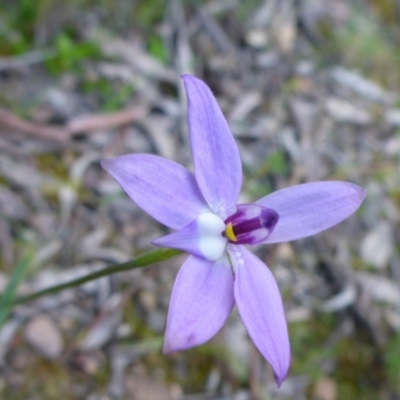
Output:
0,108,68,143
67,106,147,135
0,105,147,143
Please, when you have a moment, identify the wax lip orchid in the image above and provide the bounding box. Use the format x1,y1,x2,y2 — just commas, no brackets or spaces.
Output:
101,75,366,386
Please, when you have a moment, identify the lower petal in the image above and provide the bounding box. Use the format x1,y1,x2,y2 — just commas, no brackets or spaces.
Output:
231,245,290,386
163,254,234,353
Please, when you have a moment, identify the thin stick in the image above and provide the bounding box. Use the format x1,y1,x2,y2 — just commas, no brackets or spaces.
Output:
0,105,146,143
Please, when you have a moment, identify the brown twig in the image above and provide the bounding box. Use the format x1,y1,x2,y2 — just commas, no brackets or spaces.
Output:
0,108,68,143
0,105,147,143
67,106,146,135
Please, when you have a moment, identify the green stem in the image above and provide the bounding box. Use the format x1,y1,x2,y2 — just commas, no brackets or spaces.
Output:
15,248,183,305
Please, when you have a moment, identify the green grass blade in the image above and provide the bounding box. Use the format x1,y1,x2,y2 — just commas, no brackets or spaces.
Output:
0,254,32,328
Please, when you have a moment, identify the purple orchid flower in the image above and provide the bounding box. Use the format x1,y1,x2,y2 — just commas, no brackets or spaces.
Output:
101,75,366,385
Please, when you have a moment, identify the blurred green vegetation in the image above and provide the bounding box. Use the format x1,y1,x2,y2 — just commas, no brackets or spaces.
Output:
291,314,392,399
0,0,171,114
45,33,102,74
82,78,135,112
0,0,169,76
316,1,400,89
385,331,400,393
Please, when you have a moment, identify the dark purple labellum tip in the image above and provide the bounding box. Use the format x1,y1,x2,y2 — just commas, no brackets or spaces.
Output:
223,204,279,245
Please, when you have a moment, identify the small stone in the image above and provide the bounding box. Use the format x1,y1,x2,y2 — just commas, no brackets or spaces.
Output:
25,315,64,359
246,29,269,48
325,97,371,125
360,221,393,269
313,378,337,400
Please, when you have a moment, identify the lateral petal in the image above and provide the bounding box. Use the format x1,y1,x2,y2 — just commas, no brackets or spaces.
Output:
101,154,208,230
163,254,234,353
257,181,366,243
231,245,290,386
152,213,227,261
182,75,242,219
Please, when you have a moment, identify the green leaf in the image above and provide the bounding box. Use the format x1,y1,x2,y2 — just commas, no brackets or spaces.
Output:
265,150,289,175
147,34,168,64
0,253,32,328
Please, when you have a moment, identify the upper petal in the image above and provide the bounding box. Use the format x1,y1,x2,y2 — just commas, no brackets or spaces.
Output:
163,254,234,353
257,181,366,244
231,245,290,386
152,213,227,261
183,75,242,219
101,154,208,230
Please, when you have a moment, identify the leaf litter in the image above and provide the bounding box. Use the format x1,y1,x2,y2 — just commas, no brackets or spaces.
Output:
0,0,399,398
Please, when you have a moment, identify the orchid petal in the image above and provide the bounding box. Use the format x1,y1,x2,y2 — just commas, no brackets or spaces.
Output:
152,213,227,261
183,75,242,219
231,245,290,386
163,254,234,353
257,181,366,244
101,154,208,230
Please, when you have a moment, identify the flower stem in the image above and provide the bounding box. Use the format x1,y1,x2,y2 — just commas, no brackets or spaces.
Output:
15,248,183,305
